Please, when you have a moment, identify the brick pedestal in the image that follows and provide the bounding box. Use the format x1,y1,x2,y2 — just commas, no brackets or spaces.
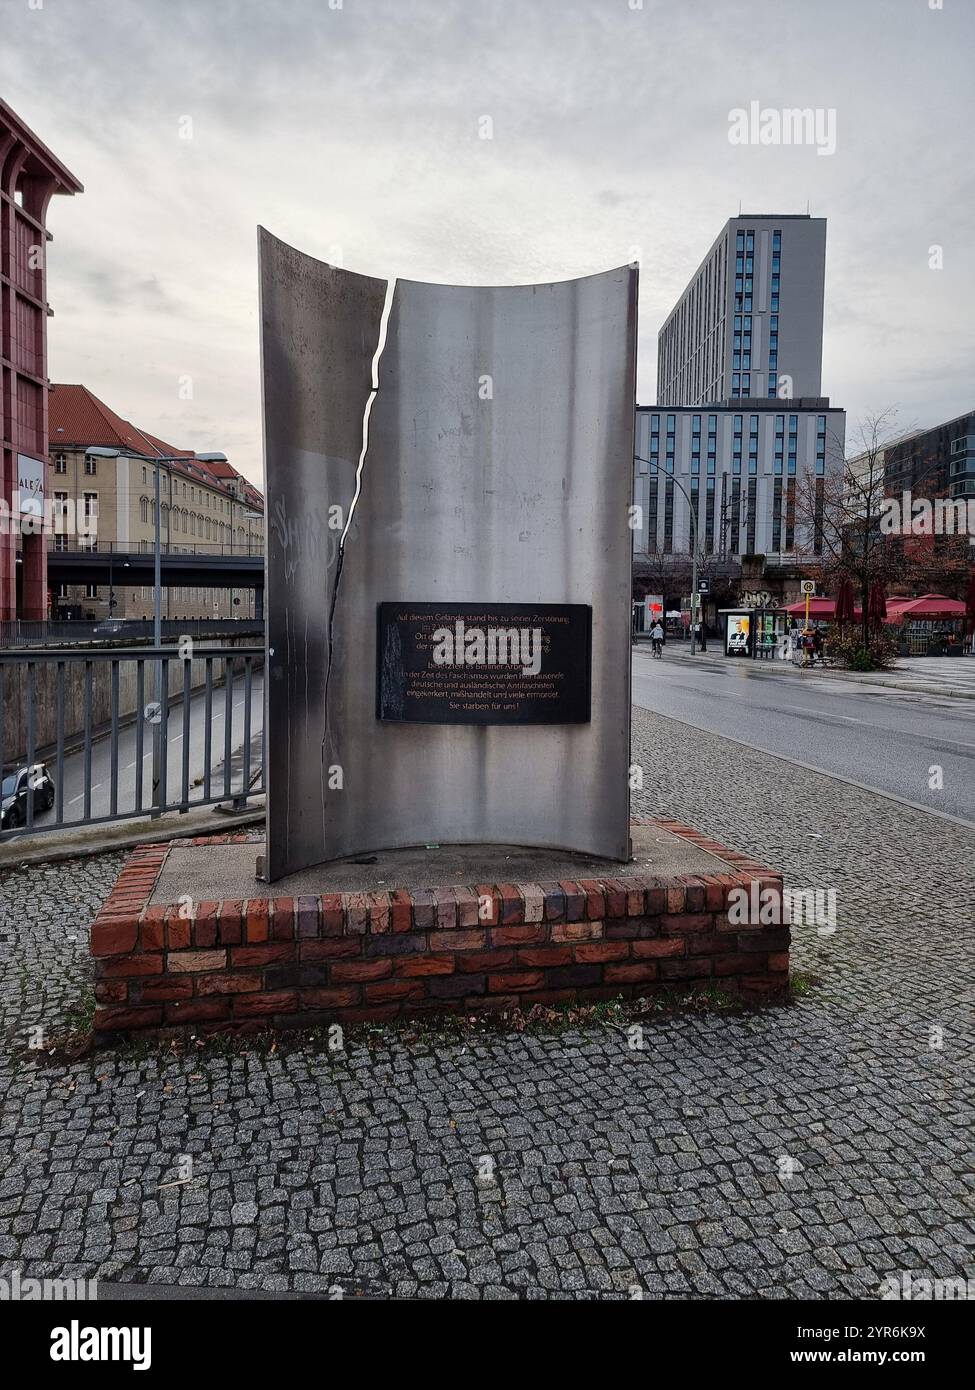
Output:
90,822,789,1038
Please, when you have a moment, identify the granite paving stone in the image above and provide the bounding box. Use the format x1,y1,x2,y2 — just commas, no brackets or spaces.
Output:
0,706,971,1297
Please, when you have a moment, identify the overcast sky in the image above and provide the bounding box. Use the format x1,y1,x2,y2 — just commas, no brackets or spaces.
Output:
3,0,972,488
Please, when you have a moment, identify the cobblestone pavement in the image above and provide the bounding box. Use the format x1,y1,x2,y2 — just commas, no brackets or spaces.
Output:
0,709,972,1298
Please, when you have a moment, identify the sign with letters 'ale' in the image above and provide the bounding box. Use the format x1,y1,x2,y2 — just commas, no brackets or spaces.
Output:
377,602,591,724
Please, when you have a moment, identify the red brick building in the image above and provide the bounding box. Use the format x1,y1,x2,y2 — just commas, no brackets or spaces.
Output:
1,100,82,620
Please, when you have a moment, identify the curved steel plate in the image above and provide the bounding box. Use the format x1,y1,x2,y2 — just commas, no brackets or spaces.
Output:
260,228,636,879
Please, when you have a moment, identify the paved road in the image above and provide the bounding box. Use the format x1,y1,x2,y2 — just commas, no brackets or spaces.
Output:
28,671,264,828
632,649,975,824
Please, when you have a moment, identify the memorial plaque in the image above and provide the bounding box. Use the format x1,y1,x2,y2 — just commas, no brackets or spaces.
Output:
377,602,591,725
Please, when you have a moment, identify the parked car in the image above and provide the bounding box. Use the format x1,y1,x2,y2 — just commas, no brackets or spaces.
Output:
1,764,56,828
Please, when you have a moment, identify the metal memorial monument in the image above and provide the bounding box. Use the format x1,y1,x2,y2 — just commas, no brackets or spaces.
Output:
259,228,637,882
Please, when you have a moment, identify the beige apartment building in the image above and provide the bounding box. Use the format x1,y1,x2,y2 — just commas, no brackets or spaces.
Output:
46,384,264,620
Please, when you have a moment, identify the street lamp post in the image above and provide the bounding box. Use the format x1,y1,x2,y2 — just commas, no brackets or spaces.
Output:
86,446,227,816
239,508,264,619
634,456,702,655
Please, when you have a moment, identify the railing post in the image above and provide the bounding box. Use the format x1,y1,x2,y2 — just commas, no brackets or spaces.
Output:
151,459,163,819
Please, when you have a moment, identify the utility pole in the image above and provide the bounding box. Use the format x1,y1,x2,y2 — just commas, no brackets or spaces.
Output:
635,456,701,655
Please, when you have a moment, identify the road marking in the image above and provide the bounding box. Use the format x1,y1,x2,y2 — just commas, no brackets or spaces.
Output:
639,682,975,749
641,706,975,831
790,703,869,725
67,783,102,805
636,654,975,707
635,671,975,735
783,704,975,748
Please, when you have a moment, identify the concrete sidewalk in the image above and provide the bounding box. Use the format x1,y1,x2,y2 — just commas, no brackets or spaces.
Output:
0,800,265,867
644,640,975,699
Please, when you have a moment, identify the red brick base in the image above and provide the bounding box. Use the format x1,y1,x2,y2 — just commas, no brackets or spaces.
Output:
90,823,789,1037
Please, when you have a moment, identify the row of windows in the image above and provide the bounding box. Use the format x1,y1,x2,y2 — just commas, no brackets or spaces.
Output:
644,456,824,481
642,471,796,556
53,454,98,476
646,227,788,405
646,411,823,430
57,584,234,604
767,237,783,396
658,234,728,403
139,498,248,544
149,470,232,511
642,412,830,478
735,229,782,253
51,454,240,515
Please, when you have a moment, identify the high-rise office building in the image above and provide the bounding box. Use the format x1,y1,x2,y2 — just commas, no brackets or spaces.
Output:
638,213,844,560
656,215,826,406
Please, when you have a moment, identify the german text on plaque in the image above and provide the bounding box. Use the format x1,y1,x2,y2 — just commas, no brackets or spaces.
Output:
377,602,592,724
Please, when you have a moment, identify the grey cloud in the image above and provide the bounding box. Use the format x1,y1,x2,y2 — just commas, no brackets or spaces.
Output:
1,0,971,485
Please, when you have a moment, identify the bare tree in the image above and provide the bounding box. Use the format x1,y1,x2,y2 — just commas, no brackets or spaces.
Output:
633,545,740,630
795,410,922,651
632,547,693,609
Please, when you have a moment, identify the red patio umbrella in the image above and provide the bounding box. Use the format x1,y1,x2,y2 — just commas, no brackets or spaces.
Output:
886,594,966,619
868,580,888,629
784,597,836,618
835,576,856,626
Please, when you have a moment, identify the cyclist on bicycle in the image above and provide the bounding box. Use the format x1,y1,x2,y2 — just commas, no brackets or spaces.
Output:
650,621,664,658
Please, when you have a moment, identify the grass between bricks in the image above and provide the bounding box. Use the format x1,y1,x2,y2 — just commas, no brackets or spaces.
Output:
32,976,818,1065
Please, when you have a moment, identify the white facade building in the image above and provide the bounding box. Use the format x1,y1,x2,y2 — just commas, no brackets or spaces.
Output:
634,402,846,558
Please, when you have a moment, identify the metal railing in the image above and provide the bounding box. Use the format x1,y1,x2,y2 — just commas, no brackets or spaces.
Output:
0,645,265,842
50,540,264,558
0,619,265,648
